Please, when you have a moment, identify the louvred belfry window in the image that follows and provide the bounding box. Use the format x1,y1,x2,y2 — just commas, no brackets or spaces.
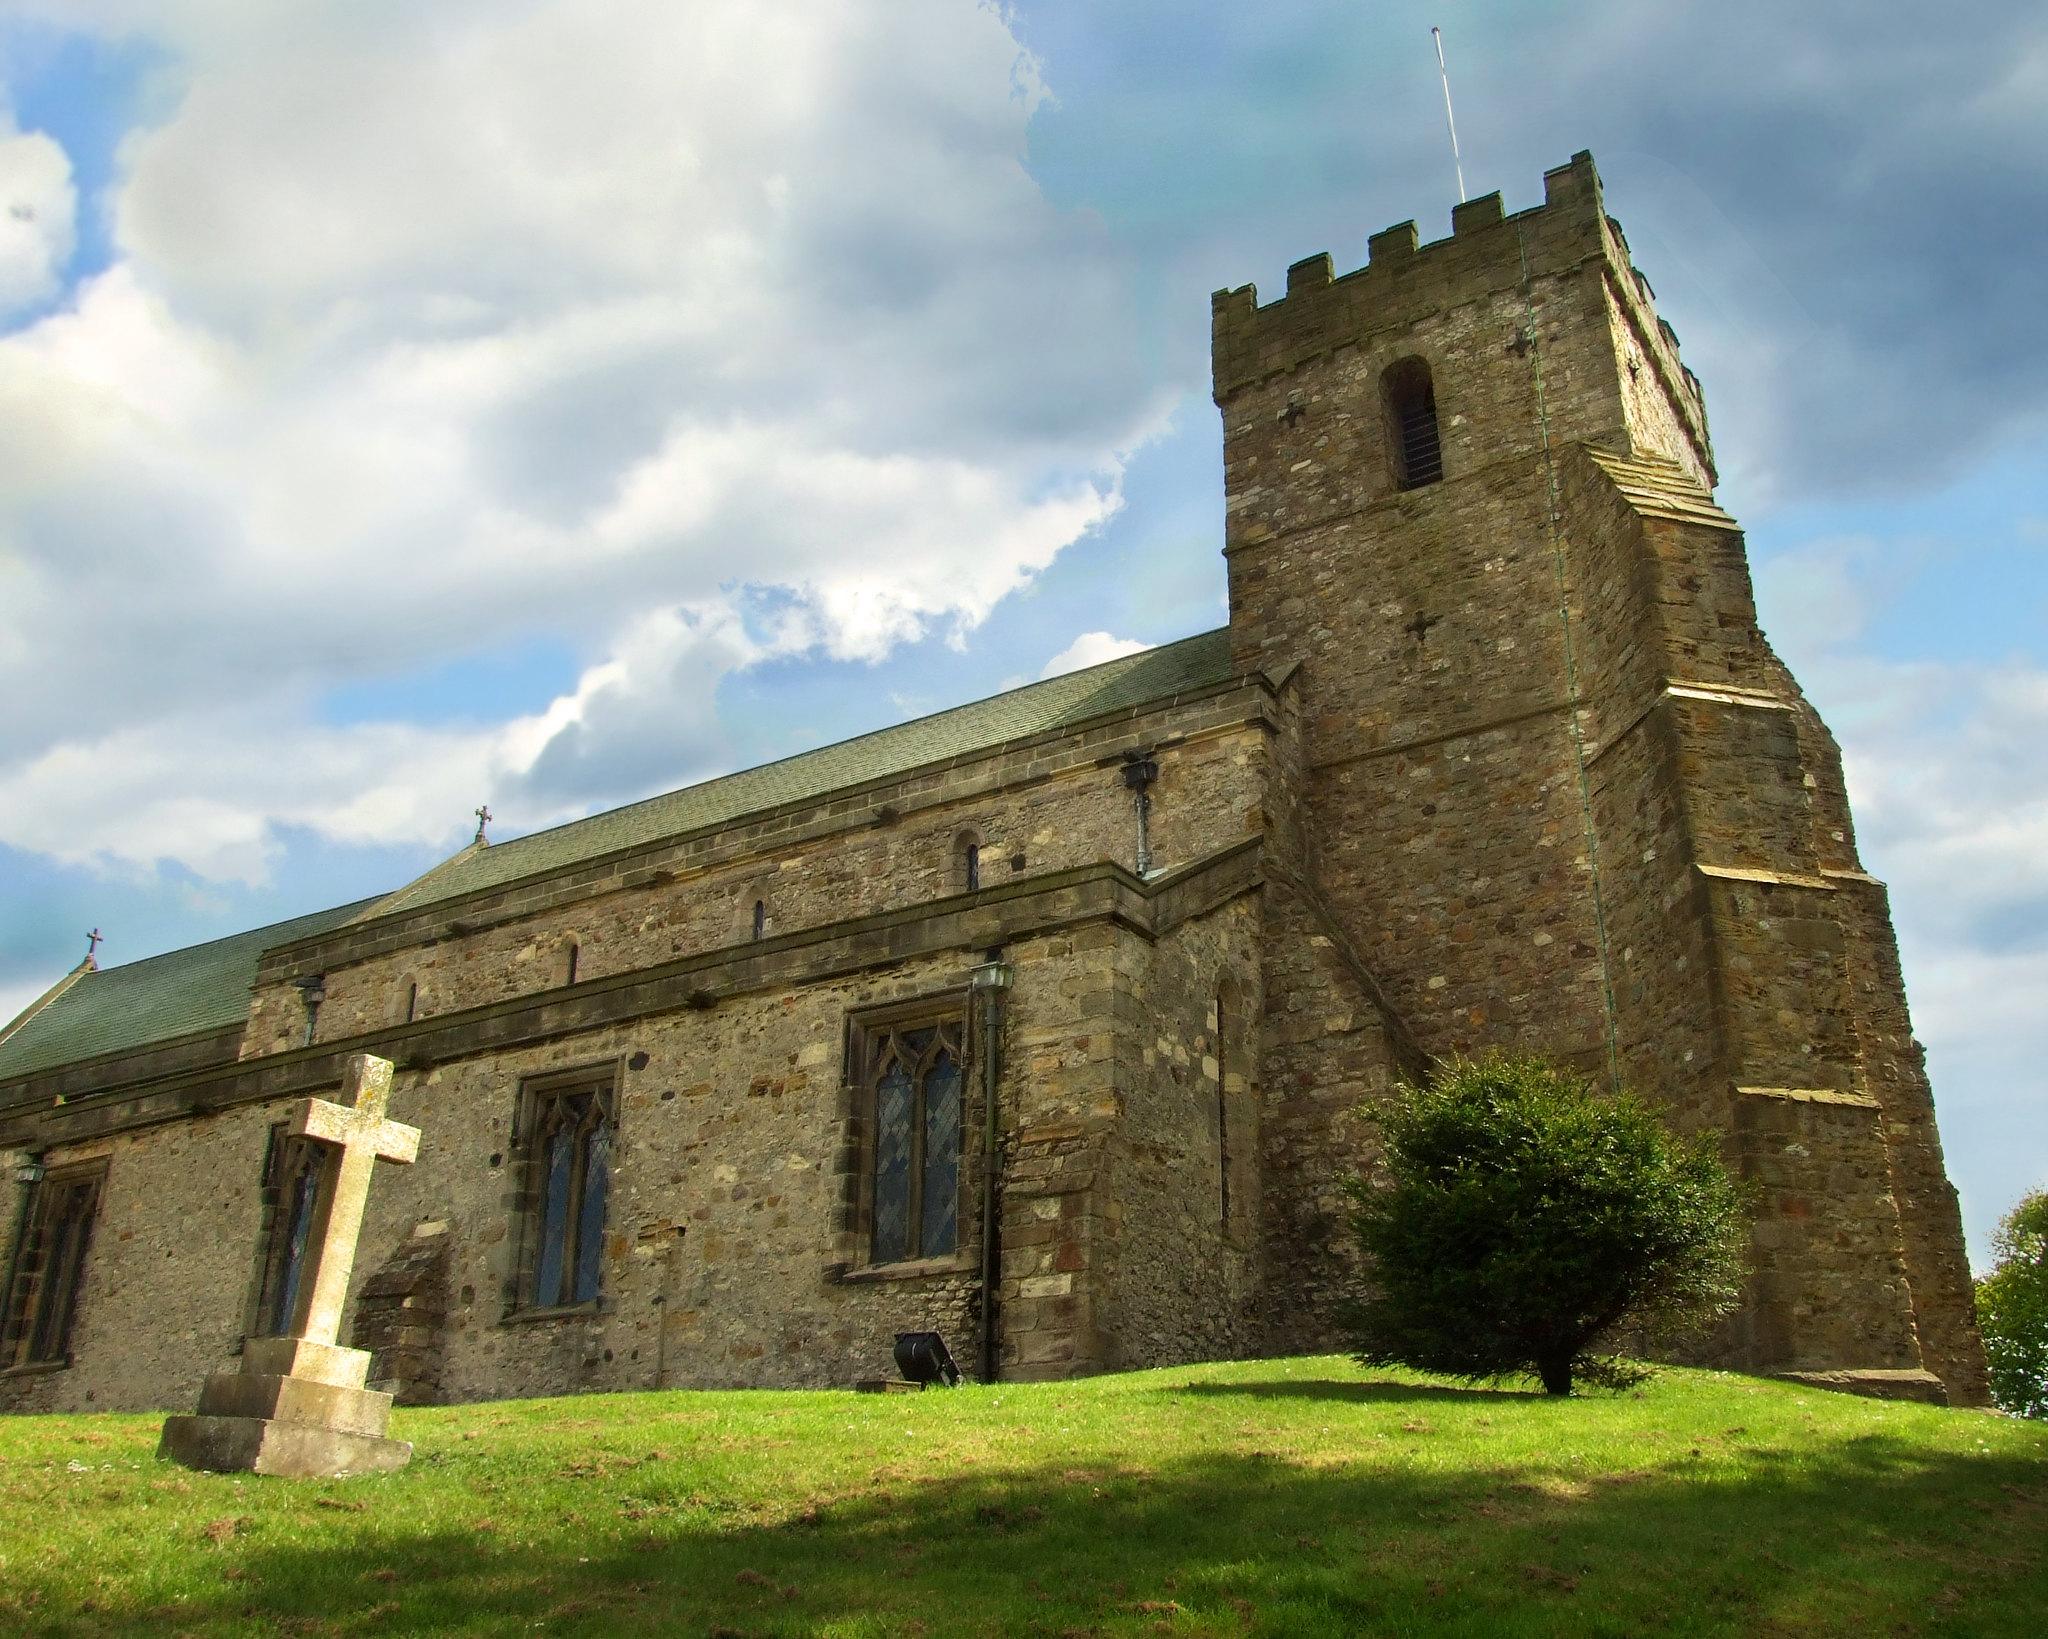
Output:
859,1012,966,1264
1384,356,1444,490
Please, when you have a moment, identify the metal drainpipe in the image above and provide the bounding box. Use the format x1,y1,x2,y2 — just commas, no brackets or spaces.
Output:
970,955,1013,1384
1122,752,1159,876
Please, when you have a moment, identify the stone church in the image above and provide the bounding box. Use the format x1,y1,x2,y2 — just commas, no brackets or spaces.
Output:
0,154,1989,1411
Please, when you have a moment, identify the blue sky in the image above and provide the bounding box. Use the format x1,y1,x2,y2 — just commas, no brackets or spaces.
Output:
1,1,2042,1262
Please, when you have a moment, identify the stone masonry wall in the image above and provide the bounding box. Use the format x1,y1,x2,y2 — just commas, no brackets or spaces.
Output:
245,702,1270,1057
0,913,1152,1411
1211,152,1987,1398
1096,894,1264,1370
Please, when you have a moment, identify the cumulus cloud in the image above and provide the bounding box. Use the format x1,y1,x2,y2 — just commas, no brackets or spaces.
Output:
0,113,75,315
0,0,1156,878
1755,541,2048,1254
1039,629,1149,679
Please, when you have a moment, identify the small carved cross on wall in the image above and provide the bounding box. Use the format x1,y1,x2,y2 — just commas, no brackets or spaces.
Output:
1279,399,1306,428
1405,609,1444,644
1506,327,1534,358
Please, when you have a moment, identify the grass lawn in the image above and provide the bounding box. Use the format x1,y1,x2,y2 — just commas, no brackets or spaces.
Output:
0,1356,2043,1636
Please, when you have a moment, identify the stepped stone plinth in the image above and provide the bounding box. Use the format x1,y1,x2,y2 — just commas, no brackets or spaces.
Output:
159,1054,420,1478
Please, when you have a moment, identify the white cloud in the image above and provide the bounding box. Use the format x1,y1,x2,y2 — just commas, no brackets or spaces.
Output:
0,2,1156,876
1756,540,2048,1260
1039,630,1149,679
0,116,75,316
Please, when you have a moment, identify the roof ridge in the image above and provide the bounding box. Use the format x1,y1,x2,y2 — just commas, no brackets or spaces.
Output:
61,895,388,980
473,627,1230,862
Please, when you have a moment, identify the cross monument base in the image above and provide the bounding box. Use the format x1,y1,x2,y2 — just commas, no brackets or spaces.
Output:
160,1336,411,1477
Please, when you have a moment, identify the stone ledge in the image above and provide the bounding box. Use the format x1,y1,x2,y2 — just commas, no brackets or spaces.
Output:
1,843,1264,1150
1697,863,1836,892
1772,1368,1949,1406
1738,1085,1880,1110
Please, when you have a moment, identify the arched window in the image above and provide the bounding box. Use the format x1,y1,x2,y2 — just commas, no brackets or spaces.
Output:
956,831,983,893
752,899,767,941
1383,356,1443,490
399,979,419,1025
564,941,580,986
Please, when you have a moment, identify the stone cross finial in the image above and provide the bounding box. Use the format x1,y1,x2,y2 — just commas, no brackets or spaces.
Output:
85,928,103,959
473,804,492,844
281,1054,420,1349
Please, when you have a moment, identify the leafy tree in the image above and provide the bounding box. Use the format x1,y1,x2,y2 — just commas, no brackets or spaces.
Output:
1345,1055,1746,1396
1975,1190,2048,1419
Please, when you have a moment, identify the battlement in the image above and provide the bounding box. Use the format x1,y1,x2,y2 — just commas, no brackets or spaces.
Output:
1210,151,1712,482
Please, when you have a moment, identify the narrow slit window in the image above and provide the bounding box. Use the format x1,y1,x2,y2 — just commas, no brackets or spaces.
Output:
565,942,580,986
752,899,767,941
1215,991,1230,1228
964,843,981,892
1384,357,1443,490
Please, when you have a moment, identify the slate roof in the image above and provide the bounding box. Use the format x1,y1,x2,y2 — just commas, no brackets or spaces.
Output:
0,899,378,1084
369,627,1236,916
0,628,1238,1089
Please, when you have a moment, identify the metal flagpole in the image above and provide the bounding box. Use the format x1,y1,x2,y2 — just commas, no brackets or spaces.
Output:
1432,26,1467,204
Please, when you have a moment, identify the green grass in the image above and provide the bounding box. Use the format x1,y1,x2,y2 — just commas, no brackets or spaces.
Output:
2,1358,2043,1636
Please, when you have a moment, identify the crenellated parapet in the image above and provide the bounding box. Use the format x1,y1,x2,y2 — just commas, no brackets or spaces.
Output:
1210,151,1714,487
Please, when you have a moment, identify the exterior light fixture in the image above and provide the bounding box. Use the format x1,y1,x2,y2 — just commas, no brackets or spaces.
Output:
969,960,1013,992
894,1330,961,1387
294,974,327,1048
14,1159,45,1186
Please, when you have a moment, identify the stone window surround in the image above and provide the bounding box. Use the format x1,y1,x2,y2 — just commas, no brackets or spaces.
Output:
501,1059,622,1322
1,1157,110,1375
242,1120,324,1341
837,989,975,1280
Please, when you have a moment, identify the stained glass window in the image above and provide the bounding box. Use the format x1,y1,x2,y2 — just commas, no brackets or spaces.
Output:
519,1079,615,1309
2,1162,107,1370
255,1131,326,1337
858,1011,967,1265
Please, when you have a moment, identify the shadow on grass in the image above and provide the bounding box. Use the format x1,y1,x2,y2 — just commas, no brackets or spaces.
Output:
1177,1378,1542,1405
9,1417,2045,1637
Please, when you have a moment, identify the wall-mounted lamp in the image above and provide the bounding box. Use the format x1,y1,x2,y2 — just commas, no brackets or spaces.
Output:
294,974,327,1047
14,1159,45,1186
969,960,1013,993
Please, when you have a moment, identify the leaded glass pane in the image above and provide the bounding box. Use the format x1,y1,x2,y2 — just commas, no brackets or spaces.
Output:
270,1161,320,1334
572,1116,611,1303
920,1049,962,1257
534,1121,575,1307
874,1058,914,1265
29,1210,81,1362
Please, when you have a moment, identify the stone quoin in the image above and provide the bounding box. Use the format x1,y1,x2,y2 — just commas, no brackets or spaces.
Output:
0,154,1988,1411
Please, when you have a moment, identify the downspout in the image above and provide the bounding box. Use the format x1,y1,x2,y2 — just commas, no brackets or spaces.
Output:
969,955,1013,1384
1122,752,1159,876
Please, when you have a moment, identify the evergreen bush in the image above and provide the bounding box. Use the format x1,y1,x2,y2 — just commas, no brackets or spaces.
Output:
1345,1054,1746,1396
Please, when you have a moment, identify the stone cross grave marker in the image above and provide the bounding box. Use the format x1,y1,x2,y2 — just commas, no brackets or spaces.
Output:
161,1053,423,1477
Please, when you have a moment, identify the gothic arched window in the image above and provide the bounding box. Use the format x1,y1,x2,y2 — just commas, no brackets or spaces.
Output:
513,1073,616,1311
1384,356,1443,490
850,1005,967,1266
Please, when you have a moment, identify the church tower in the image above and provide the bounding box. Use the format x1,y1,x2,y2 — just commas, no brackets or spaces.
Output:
1214,153,1988,1402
